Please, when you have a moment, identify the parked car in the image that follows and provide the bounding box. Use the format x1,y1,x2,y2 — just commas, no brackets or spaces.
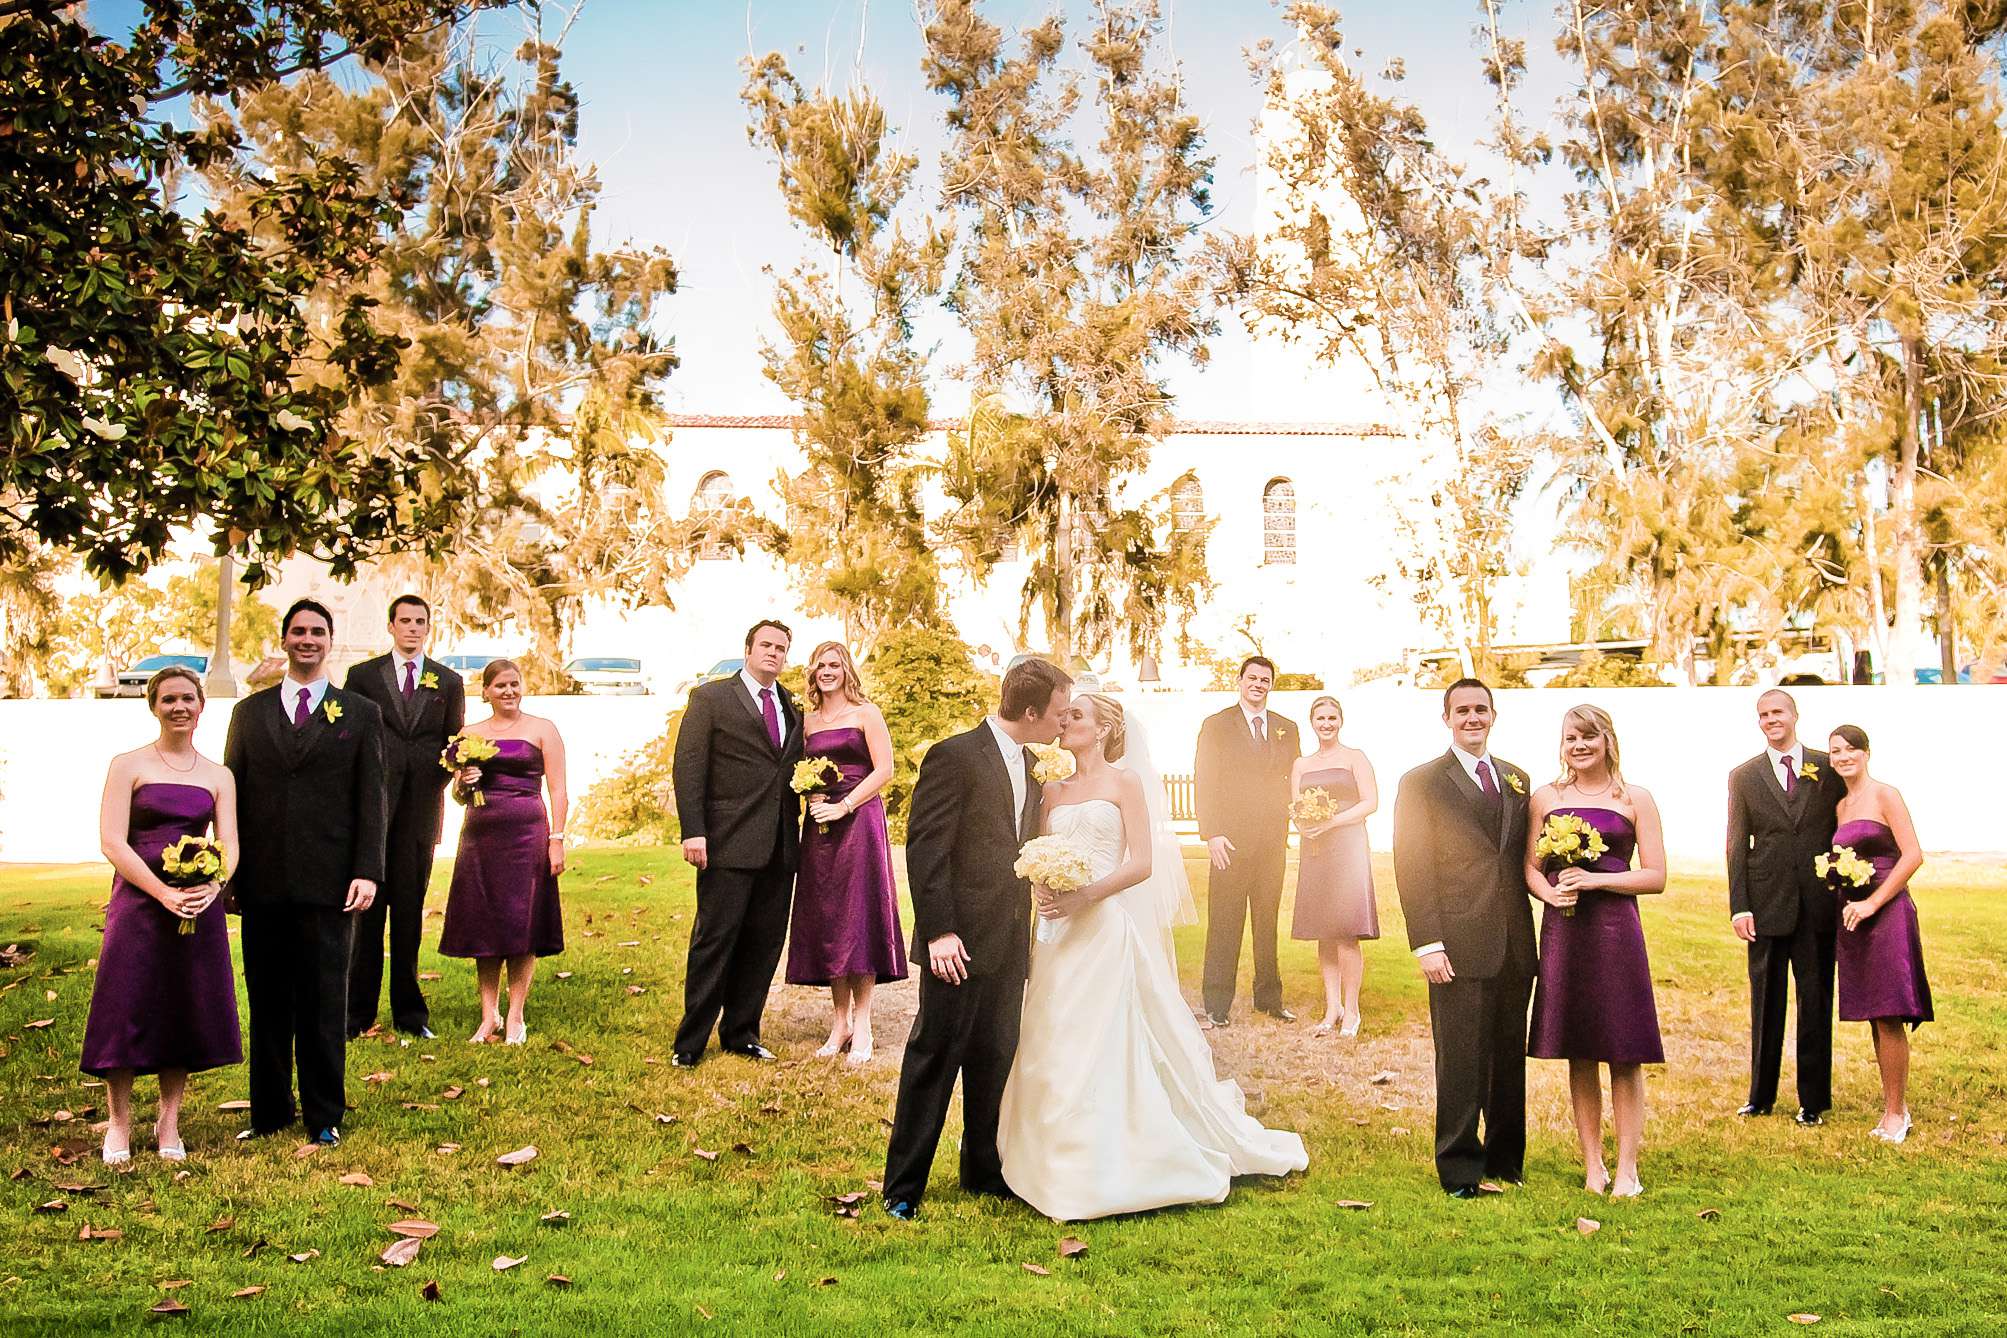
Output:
97,653,209,699
436,653,505,677
672,657,744,697
564,656,650,696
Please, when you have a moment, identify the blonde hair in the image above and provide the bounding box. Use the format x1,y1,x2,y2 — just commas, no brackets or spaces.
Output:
1555,703,1626,799
1080,692,1127,762
1307,694,1344,726
146,664,205,708
805,641,867,712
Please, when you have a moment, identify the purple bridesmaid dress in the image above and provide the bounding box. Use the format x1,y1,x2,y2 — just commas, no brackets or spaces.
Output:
1527,806,1664,1064
80,783,243,1077
1290,766,1379,941
1833,819,1933,1026
785,727,907,985
439,740,564,959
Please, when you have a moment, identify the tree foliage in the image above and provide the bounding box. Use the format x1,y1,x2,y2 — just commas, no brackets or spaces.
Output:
864,623,994,840
0,0,495,584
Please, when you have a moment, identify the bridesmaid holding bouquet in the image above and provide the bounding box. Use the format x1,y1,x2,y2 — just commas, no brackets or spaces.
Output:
1524,705,1666,1197
1288,696,1379,1037
786,641,906,1064
1824,724,1932,1143
439,660,567,1044
81,665,242,1162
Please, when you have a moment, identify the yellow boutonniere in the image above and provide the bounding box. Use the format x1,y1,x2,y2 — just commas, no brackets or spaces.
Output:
1797,761,1819,781
323,699,343,723
1505,772,1526,794
420,671,439,690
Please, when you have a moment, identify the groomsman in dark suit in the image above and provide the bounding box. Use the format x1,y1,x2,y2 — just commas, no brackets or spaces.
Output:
224,598,387,1144
1726,688,1844,1123
1393,678,1536,1196
671,619,804,1066
1195,655,1300,1025
882,657,1071,1218
343,594,464,1039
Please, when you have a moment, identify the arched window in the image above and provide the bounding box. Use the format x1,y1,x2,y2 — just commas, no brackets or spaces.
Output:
1262,477,1296,566
692,470,735,560
1170,473,1204,534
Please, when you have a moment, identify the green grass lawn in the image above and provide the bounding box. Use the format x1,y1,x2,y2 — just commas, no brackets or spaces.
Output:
3,848,2005,1335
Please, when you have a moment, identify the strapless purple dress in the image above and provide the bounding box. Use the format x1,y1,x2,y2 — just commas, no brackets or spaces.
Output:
785,727,907,985
1290,766,1379,941
1832,819,1933,1026
1527,806,1663,1064
80,783,243,1077
439,740,565,959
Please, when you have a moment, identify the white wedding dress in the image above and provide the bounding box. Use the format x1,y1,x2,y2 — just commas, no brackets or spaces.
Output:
998,799,1309,1220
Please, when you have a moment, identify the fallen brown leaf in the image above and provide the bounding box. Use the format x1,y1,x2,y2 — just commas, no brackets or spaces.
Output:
758,1103,783,1116
626,985,646,996
338,1172,374,1187
435,1144,460,1155
216,1100,251,1112
9,1167,30,1181
1788,1317,1821,1327
385,1198,419,1213
554,972,573,980
417,971,442,981
546,1275,572,1288
77,1224,121,1240
815,1276,838,1287
287,1249,319,1263
573,1053,594,1066
400,1102,440,1112
242,1240,270,1259
774,1270,786,1282
1576,1218,1601,1235
1369,1070,1397,1084
159,1280,191,1290
380,1237,423,1268
1477,1182,1505,1195
492,1253,527,1272
653,1113,678,1125
695,1304,713,1320
147,1299,189,1316
540,1210,570,1226
24,1018,53,1029
292,1143,319,1160
442,1086,464,1100
692,1148,719,1161
363,1071,394,1084
1335,1200,1374,1210
207,1215,234,1233
230,1286,264,1299
476,1078,491,1088
35,1200,66,1213
1697,1207,1722,1221
1058,1237,1088,1258
52,1181,102,1194
495,1145,539,1168
420,1280,442,1302
386,1220,440,1239
1022,1262,1051,1276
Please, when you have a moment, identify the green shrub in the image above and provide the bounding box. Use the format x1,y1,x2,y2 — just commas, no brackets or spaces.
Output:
1272,671,1324,691
865,625,997,842
1547,652,1669,688
572,707,683,844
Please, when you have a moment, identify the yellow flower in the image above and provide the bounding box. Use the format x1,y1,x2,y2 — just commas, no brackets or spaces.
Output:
1505,772,1526,794
1028,742,1075,784
324,699,343,723
1798,761,1819,781
420,671,439,690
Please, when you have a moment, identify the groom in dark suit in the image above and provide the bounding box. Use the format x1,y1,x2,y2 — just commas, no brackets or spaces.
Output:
1195,655,1299,1025
224,598,387,1144
882,656,1072,1219
343,594,464,1039
1393,678,1535,1196
671,619,804,1066
1727,687,1844,1123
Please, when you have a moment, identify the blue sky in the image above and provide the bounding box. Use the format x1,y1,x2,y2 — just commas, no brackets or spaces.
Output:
94,0,1573,418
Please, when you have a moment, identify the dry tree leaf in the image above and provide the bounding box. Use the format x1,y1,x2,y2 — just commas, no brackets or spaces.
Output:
554,972,573,980
476,1078,491,1088
363,1071,394,1085
695,1304,713,1320
287,1249,319,1263
386,1220,440,1239
417,971,442,981
773,1270,786,1282
442,1087,464,1101
1788,1317,1821,1327
573,1054,594,1067
540,1211,570,1226
24,1018,54,1029
626,985,645,996
1335,1200,1374,1211
1022,1263,1051,1276
1057,1237,1088,1258
1389,1127,1410,1137
815,1276,838,1287
159,1281,192,1290
420,1280,442,1302
546,1275,572,1288
338,1172,374,1187
292,1143,319,1160
53,1181,103,1194
230,1286,264,1299
758,1103,783,1116
1576,1218,1601,1235
77,1223,122,1240
34,1200,65,1213
206,1215,234,1233
495,1146,539,1168
9,1167,31,1182
241,1240,270,1259
492,1254,527,1272
381,1237,423,1268
400,1102,440,1112
652,1113,677,1126
1477,1182,1505,1195
1697,1207,1722,1221
435,1144,461,1155
147,1299,189,1316
385,1198,419,1213
216,1100,251,1112
1368,1070,1397,1085
692,1148,719,1162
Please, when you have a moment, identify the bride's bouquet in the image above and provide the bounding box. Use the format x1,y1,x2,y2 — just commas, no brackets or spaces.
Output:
1534,812,1608,916
160,834,227,935
1027,741,1074,784
1015,833,1093,945
441,732,501,806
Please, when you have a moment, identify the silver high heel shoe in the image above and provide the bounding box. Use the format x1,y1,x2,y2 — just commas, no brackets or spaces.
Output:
101,1139,132,1166
505,1020,527,1045
1869,1111,1912,1144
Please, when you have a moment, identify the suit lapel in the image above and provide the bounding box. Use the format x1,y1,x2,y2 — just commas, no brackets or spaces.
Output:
1754,754,1796,826
1495,762,1517,851
259,687,290,764
291,686,333,766
379,657,414,733
734,678,785,754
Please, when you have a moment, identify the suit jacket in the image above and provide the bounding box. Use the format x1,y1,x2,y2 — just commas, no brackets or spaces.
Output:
903,724,1040,982
344,654,465,843
224,683,388,908
671,675,804,871
1726,747,1844,937
1194,705,1299,846
1392,751,1536,981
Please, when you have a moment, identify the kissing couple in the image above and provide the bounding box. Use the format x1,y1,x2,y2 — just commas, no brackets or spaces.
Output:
882,658,1307,1221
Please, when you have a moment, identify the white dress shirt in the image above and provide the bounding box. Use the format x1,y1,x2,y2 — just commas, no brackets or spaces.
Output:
392,650,426,689
740,668,783,727
987,716,1029,820
1413,745,1502,960
1239,702,1269,742
283,674,331,720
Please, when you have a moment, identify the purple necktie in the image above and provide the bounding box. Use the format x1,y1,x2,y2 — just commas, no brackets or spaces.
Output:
1476,759,1498,797
1781,755,1796,794
402,661,416,699
293,687,311,727
760,687,781,749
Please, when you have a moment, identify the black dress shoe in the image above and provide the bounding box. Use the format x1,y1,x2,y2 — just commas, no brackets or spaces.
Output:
1258,1006,1297,1023
670,1052,701,1069
1737,1103,1773,1117
1445,1184,1480,1199
1205,1012,1231,1029
404,1024,436,1040
1794,1108,1825,1126
725,1043,777,1062
884,1199,917,1220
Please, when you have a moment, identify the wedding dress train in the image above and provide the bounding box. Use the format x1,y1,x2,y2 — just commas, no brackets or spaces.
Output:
998,799,1308,1220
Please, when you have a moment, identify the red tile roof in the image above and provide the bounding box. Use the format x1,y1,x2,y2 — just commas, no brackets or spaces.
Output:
665,413,1398,437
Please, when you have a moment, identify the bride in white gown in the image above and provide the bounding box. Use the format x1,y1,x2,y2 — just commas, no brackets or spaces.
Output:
998,693,1308,1220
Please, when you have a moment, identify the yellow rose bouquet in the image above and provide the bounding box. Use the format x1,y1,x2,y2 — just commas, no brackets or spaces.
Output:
1014,834,1094,945
441,732,501,806
1815,845,1875,900
1534,812,1609,917
792,756,841,832
159,834,228,935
